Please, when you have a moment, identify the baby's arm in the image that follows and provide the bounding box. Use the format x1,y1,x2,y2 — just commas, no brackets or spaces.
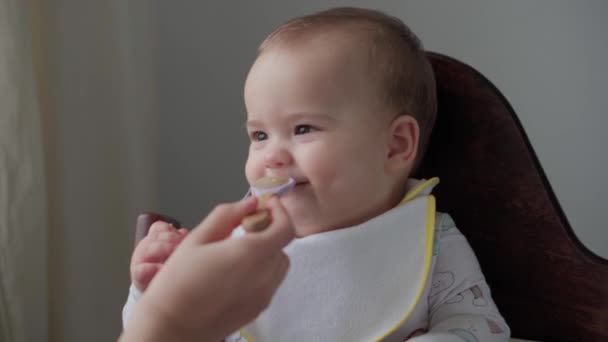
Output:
122,221,188,327
410,214,510,342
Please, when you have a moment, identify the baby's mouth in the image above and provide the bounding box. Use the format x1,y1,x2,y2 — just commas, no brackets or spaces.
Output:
291,181,311,193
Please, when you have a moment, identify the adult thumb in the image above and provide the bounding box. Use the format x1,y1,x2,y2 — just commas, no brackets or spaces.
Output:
189,196,258,244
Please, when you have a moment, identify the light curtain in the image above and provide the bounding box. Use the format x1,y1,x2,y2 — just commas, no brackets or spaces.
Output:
0,0,48,341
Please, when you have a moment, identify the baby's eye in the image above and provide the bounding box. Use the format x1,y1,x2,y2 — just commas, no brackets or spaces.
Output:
294,125,318,135
250,131,268,141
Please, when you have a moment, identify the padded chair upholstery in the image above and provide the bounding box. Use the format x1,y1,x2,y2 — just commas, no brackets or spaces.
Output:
415,52,608,342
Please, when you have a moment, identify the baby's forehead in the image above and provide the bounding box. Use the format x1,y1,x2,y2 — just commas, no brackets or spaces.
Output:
269,29,383,84
273,26,376,57
249,26,398,113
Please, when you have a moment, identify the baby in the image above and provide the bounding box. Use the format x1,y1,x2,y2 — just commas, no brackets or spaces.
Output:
123,7,510,341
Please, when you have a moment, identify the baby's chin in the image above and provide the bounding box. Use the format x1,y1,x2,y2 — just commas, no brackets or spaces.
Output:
290,215,352,238
288,205,388,238
293,223,334,238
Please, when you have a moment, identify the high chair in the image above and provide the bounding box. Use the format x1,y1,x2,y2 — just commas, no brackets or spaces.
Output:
133,52,608,342
414,52,608,342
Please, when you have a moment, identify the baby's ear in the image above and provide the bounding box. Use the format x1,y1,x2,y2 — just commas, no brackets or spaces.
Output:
385,114,419,174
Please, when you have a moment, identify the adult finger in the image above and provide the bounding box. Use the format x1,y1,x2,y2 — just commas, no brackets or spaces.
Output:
254,196,295,251
189,196,258,244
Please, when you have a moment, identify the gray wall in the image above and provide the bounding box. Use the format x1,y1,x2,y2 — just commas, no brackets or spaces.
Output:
157,0,608,258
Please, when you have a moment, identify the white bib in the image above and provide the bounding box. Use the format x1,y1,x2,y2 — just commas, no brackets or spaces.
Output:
240,194,436,342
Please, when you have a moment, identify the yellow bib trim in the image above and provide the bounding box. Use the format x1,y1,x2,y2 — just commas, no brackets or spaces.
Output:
400,177,440,204
373,195,436,341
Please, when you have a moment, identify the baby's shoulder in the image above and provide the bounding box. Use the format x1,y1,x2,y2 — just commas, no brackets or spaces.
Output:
432,212,469,253
434,212,459,235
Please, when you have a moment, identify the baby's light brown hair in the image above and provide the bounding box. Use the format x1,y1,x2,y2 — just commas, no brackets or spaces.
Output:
257,7,437,169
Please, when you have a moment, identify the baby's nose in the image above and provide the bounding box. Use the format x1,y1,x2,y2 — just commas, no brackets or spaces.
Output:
264,147,293,169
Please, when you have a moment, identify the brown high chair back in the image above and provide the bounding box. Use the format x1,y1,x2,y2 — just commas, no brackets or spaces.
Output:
415,52,608,341
133,52,608,342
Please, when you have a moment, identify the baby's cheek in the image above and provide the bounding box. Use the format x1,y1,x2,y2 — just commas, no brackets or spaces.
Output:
244,156,262,184
305,149,339,180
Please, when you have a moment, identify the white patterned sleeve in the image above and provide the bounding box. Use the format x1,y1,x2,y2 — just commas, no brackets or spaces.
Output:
121,284,142,328
409,214,510,342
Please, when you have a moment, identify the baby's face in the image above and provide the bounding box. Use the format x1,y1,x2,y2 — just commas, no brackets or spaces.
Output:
244,35,398,236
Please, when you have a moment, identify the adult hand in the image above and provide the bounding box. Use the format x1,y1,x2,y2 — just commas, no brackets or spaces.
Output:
119,196,294,342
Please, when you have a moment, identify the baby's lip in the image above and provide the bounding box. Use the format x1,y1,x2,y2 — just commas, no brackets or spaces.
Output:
263,174,307,184
258,173,309,191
